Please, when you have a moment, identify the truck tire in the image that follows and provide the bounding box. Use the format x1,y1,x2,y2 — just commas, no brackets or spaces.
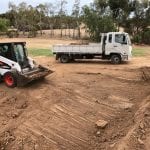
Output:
60,55,70,63
85,55,94,59
3,72,17,88
0,75,2,83
111,55,121,64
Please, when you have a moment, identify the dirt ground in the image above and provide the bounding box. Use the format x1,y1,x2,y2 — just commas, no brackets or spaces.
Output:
0,38,150,150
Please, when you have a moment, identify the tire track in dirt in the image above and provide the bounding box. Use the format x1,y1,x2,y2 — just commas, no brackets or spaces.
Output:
11,78,139,150
0,60,150,150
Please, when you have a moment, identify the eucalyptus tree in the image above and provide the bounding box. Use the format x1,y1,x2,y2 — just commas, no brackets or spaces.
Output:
8,2,18,28
0,18,9,32
82,0,116,41
44,2,56,36
72,0,81,38
57,0,68,37
36,4,47,35
17,2,28,35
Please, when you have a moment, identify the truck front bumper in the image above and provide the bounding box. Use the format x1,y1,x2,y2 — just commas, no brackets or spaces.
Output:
121,54,132,61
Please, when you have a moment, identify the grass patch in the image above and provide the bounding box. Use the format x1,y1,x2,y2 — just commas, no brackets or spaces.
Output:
132,47,150,57
28,47,149,57
28,48,53,57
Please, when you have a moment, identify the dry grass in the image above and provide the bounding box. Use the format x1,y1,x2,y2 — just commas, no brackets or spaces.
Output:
40,29,89,38
0,38,80,49
132,45,150,56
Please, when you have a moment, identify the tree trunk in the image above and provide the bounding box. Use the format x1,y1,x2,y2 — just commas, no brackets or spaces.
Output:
78,27,80,39
69,26,71,38
61,27,63,38
65,28,67,37
73,28,75,39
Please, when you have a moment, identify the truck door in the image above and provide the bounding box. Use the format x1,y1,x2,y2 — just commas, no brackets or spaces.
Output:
104,33,114,55
102,35,107,55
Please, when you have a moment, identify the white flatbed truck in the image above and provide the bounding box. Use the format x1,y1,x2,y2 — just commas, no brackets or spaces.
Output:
53,32,132,64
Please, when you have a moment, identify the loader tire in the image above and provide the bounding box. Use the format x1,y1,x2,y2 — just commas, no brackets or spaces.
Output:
3,72,17,88
60,55,70,63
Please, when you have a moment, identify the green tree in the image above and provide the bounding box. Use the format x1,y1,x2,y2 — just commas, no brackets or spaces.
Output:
123,0,150,44
0,18,9,32
108,0,130,30
82,1,116,41
72,0,81,38
44,3,56,36
57,0,68,37
36,4,47,35
8,2,18,28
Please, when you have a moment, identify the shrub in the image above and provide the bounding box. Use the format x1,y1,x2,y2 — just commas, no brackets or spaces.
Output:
142,29,150,44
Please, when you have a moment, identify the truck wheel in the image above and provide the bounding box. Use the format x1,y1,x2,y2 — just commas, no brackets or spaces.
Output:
60,55,70,63
86,55,94,59
0,75,2,83
111,55,121,64
3,72,17,88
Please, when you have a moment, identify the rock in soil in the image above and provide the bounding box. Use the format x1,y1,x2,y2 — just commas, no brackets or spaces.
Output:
95,120,108,129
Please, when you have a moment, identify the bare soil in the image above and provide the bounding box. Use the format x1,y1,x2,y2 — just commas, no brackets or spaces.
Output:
0,38,150,149
0,56,150,150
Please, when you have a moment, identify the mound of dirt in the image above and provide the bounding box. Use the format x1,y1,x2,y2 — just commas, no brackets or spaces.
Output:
115,96,150,150
0,90,28,150
92,95,150,150
141,67,150,81
0,131,15,150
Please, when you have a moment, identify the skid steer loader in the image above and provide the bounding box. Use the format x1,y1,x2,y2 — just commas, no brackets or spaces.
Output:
0,42,53,87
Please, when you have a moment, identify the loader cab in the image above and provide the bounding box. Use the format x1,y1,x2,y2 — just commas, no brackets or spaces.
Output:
13,43,29,68
0,42,29,69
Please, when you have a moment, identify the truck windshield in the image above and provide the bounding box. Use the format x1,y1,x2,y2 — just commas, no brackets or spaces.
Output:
115,34,127,44
14,44,26,64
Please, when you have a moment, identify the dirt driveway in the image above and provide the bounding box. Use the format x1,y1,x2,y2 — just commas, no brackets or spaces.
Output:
0,56,150,150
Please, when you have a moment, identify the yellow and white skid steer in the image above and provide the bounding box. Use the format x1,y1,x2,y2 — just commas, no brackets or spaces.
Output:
0,42,53,87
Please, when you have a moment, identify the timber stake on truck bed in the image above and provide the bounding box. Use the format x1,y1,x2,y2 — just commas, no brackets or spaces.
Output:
0,42,53,88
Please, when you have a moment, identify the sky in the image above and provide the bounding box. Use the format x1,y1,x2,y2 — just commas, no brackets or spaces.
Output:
0,0,93,14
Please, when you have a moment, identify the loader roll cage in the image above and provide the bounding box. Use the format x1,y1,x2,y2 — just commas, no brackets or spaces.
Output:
0,42,29,69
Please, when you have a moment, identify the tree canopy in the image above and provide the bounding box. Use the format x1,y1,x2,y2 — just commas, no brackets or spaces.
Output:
82,0,150,43
0,0,149,43
0,18,9,32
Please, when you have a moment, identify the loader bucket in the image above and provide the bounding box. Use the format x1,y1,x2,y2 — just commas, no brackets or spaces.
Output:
17,66,53,86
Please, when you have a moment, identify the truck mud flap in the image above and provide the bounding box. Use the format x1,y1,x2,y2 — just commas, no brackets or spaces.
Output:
17,66,53,86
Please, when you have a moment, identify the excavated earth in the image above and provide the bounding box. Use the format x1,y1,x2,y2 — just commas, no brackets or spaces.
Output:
0,57,150,150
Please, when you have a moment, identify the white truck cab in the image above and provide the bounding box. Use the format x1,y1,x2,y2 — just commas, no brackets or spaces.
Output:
53,32,132,64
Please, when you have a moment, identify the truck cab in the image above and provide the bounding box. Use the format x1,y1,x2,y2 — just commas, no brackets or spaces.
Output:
102,32,132,63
